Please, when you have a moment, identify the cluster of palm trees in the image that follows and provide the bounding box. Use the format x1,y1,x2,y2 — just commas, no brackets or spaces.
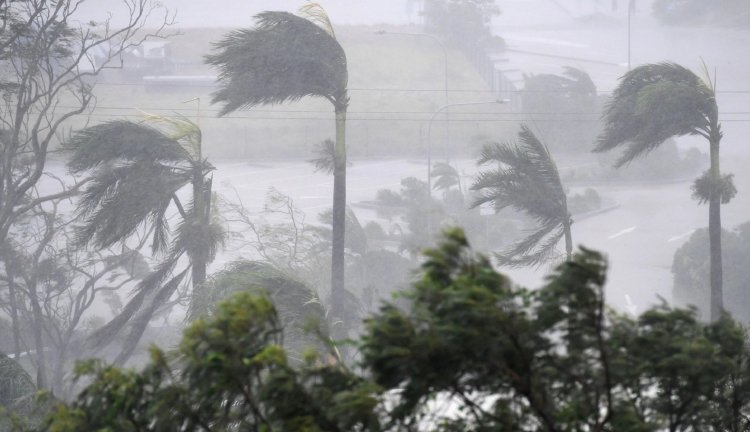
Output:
472,62,730,321
66,4,352,351
69,5,730,358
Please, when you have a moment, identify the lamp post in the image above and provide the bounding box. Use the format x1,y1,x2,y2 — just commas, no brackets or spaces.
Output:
375,30,450,158
627,0,635,70
425,98,509,234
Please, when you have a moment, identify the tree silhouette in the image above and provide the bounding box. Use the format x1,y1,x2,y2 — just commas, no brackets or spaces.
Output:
206,5,350,319
595,62,734,321
472,125,572,267
66,117,224,364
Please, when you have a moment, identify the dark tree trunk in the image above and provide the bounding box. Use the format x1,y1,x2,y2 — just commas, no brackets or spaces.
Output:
331,105,347,323
191,168,208,291
4,251,22,360
563,217,573,261
28,279,48,389
708,132,723,321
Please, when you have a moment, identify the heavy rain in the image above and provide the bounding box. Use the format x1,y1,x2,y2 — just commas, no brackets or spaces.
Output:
2,0,750,430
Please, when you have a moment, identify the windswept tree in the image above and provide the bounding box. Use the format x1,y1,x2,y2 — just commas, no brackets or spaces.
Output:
0,0,172,247
206,4,349,320
472,125,572,267
66,116,224,364
595,62,732,321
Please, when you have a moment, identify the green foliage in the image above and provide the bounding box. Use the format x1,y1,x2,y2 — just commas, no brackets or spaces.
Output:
44,292,380,432
673,223,750,323
0,353,36,422
40,229,750,431
692,170,737,204
472,125,572,267
206,11,348,114
363,228,750,430
595,62,716,167
423,0,501,48
66,118,224,364
188,260,328,361
521,67,601,154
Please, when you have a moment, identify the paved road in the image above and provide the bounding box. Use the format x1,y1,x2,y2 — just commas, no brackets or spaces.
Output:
210,153,750,315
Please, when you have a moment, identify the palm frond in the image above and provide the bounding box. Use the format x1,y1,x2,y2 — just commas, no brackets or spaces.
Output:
188,260,327,359
66,120,191,173
86,254,183,350
114,268,190,365
471,125,566,224
308,139,336,174
140,113,202,159
74,162,191,251
472,125,570,268
172,199,226,265
595,62,716,166
206,11,348,115
298,2,336,38
495,224,565,268
431,162,460,192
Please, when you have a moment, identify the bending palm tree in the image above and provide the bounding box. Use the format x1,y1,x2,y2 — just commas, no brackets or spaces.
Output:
595,62,734,321
472,125,572,267
67,116,224,364
206,5,349,319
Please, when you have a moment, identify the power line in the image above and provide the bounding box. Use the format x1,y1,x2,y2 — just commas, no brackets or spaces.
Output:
58,105,750,117
69,112,750,123
92,81,750,95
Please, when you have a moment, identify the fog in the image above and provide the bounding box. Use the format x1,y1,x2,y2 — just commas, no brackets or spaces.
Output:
4,0,750,417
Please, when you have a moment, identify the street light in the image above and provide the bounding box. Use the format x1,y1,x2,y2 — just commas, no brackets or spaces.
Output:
425,98,509,234
375,29,450,158
627,0,635,70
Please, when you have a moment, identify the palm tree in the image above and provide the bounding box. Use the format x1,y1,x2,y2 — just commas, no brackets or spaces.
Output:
595,62,734,321
66,116,224,364
471,125,572,267
205,5,349,319
188,260,329,363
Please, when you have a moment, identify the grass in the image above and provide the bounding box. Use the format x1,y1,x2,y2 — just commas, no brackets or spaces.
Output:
73,25,518,160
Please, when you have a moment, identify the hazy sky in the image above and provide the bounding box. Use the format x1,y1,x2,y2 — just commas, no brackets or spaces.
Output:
78,0,419,28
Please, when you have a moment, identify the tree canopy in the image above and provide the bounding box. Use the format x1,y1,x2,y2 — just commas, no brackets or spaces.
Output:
37,228,750,431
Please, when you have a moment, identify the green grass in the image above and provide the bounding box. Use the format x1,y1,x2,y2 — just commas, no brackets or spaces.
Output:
77,25,518,160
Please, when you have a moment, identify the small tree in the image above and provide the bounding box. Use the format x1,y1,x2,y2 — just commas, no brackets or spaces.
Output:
521,67,600,154
0,0,172,247
423,0,501,48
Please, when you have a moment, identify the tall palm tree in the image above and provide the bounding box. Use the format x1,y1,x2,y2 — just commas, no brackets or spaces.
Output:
472,125,572,267
595,62,734,321
66,116,224,364
206,5,349,319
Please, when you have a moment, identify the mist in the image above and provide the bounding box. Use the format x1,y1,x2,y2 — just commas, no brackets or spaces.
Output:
3,0,750,428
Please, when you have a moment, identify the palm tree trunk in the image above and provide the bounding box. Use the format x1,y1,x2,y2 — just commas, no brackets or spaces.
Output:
708,133,723,321
191,169,208,291
563,218,573,261
331,105,347,321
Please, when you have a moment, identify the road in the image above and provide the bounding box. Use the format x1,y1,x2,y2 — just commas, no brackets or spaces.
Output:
210,153,750,315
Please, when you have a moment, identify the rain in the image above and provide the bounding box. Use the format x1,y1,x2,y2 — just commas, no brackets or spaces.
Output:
2,0,750,429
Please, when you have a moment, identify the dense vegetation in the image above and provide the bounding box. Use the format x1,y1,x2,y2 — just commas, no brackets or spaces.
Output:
19,229,750,431
0,1,742,430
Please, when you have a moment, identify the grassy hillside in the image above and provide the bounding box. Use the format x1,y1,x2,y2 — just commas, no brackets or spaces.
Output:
82,25,516,160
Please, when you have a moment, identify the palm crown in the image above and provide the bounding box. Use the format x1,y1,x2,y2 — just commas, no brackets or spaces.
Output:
472,125,571,267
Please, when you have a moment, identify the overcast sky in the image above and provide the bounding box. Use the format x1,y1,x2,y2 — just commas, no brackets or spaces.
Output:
78,0,421,28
